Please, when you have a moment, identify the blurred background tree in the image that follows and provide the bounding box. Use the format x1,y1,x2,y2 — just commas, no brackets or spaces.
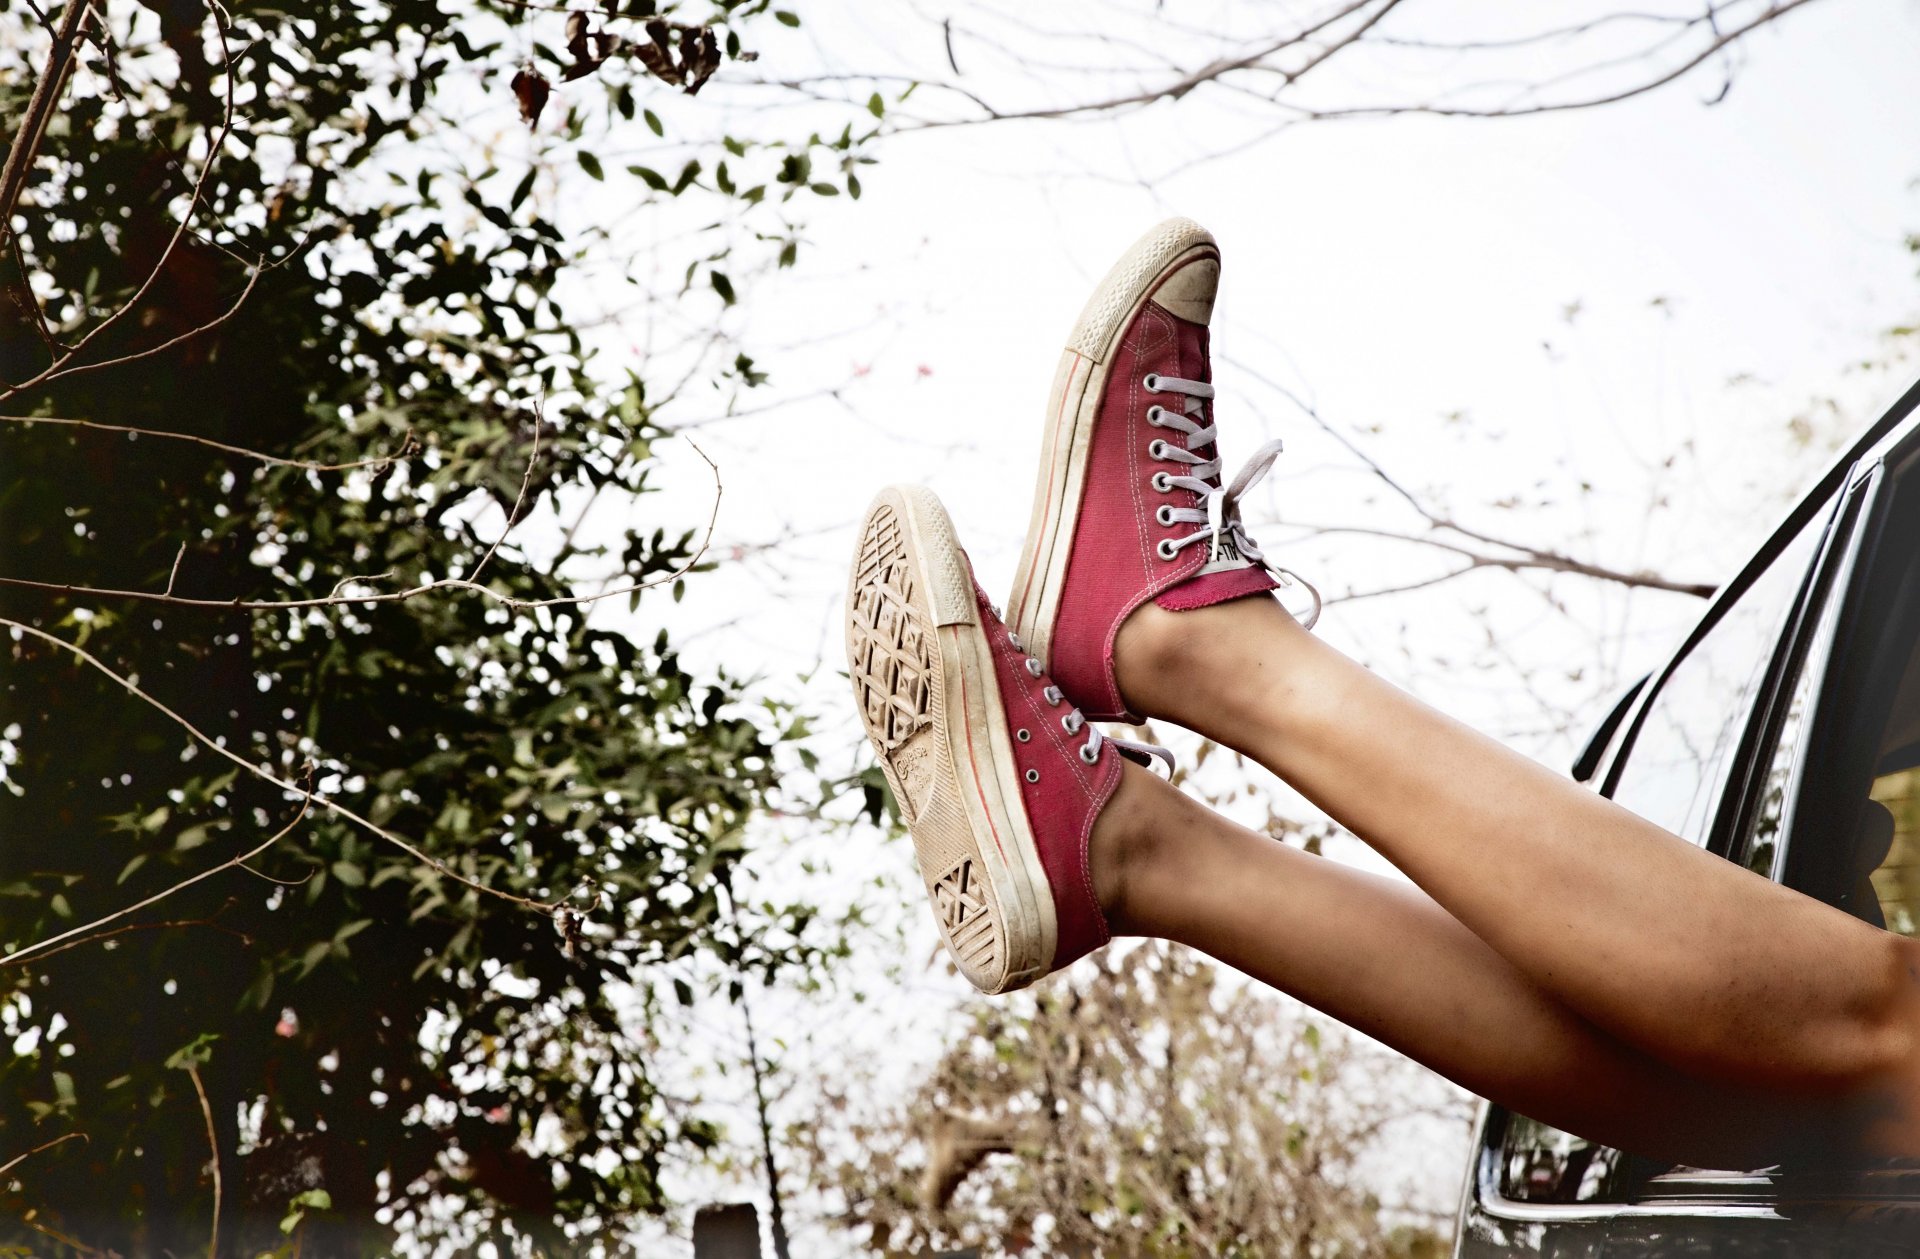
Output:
791,941,1466,1258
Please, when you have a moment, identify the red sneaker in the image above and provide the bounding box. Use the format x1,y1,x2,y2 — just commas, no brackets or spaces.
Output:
846,485,1169,994
1007,218,1317,723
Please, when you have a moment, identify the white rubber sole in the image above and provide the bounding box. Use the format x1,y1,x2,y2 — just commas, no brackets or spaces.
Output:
846,485,1057,994
1007,218,1219,665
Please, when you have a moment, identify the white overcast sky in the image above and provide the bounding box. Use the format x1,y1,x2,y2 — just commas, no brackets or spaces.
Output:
527,0,1920,1243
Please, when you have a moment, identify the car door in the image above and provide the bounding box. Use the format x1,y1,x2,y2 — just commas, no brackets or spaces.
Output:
1455,474,1850,1259
1603,414,1920,1253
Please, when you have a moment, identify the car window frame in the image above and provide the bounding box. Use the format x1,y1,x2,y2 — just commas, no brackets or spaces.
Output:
1466,379,1920,1235
1473,472,1862,1223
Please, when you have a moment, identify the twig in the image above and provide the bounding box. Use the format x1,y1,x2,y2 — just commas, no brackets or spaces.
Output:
14,912,253,967
467,414,541,585
164,542,186,596
0,1131,87,1179
0,437,724,613
0,414,412,474
1290,521,1715,597
0,0,95,243
0,618,561,918
1229,356,1716,599
2,796,310,970
31,262,262,388
0,2,238,403
187,1064,220,1259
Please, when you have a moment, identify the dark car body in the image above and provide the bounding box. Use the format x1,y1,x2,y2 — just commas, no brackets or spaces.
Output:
1453,375,1920,1257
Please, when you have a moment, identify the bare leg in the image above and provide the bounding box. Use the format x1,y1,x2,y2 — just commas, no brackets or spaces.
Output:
1111,595,1920,1111
1089,763,1817,1168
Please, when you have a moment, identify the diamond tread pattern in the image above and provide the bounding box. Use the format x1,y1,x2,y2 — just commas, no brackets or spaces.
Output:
847,499,1002,980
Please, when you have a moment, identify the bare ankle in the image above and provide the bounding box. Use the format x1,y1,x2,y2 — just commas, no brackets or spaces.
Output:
1090,762,1168,936
1112,602,1205,722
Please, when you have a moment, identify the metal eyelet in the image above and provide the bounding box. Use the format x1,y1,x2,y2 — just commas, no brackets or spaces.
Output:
1146,406,1169,427
1042,686,1063,705
1025,768,1041,783
1155,505,1175,526
1016,728,1031,742
1007,630,1024,651
1079,744,1100,765
1062,712,1085,735
1156,538,1179,561
1147,439,1169,460
1024,657,1043,678
1143,373,1162,392
1151,472,1173,493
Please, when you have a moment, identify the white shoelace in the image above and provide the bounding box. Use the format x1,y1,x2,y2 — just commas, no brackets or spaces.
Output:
998,625,1174,775
1144,373,1321,631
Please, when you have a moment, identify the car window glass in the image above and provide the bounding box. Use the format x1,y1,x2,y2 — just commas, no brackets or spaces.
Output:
1608,509,1830,842
1495,500,1833,1206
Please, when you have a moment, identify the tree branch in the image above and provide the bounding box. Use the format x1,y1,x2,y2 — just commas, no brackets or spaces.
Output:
0,619,562,920
187,1064,221,1259
1,1,240,403
0,438,723,613
0,413,415,474
0,0,94,244
2,797,308,970
0,1131,87,1180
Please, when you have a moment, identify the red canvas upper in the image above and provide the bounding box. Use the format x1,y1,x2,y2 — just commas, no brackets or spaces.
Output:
1048,294,1280,724
970,577,1121,971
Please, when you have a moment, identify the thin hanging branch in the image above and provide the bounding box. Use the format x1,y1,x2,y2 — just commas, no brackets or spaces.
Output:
0,0,95,243
0,413,415,474
1,798,308,970
0,617,563,918
0,437,724,613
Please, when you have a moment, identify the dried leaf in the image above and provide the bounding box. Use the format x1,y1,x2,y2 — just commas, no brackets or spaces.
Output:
510,68,551,127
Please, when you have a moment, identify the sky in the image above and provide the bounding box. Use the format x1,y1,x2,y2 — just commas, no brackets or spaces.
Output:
522,0,1920,1246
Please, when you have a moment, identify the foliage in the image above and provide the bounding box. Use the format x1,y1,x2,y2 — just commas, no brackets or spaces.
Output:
0,1,867,1253
794,943,1464,1258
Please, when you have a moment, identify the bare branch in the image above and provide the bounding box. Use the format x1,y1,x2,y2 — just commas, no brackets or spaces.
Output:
11,907,253,967
0,413,415,474
0,438,723,613
3,795,309,970
0,1131,87,1180
0,2,239,403
467,412,542,586
1290,521,1716,597
1230,356,1718,599
187,1064,220,1259
0,0,96,242
0,619,562,919
770,0,1819,142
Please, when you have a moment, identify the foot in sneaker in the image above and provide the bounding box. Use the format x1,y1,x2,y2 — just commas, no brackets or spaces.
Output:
846,485,1170,993
1007,217,1318,724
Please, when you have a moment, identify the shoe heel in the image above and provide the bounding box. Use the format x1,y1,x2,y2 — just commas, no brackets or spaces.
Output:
889,484,976,628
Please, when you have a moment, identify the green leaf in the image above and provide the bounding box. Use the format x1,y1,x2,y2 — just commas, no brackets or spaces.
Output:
297,940,331,979
164,1033,220,1071
627,164,668,191
330,860,366,888
117,854,147,885
774,10,799,25
866,91,884,118
710,271,735,305
644,108,663,136
578,151,604,181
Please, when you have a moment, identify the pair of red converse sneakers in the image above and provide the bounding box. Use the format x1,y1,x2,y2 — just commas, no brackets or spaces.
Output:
845,220,1317,994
